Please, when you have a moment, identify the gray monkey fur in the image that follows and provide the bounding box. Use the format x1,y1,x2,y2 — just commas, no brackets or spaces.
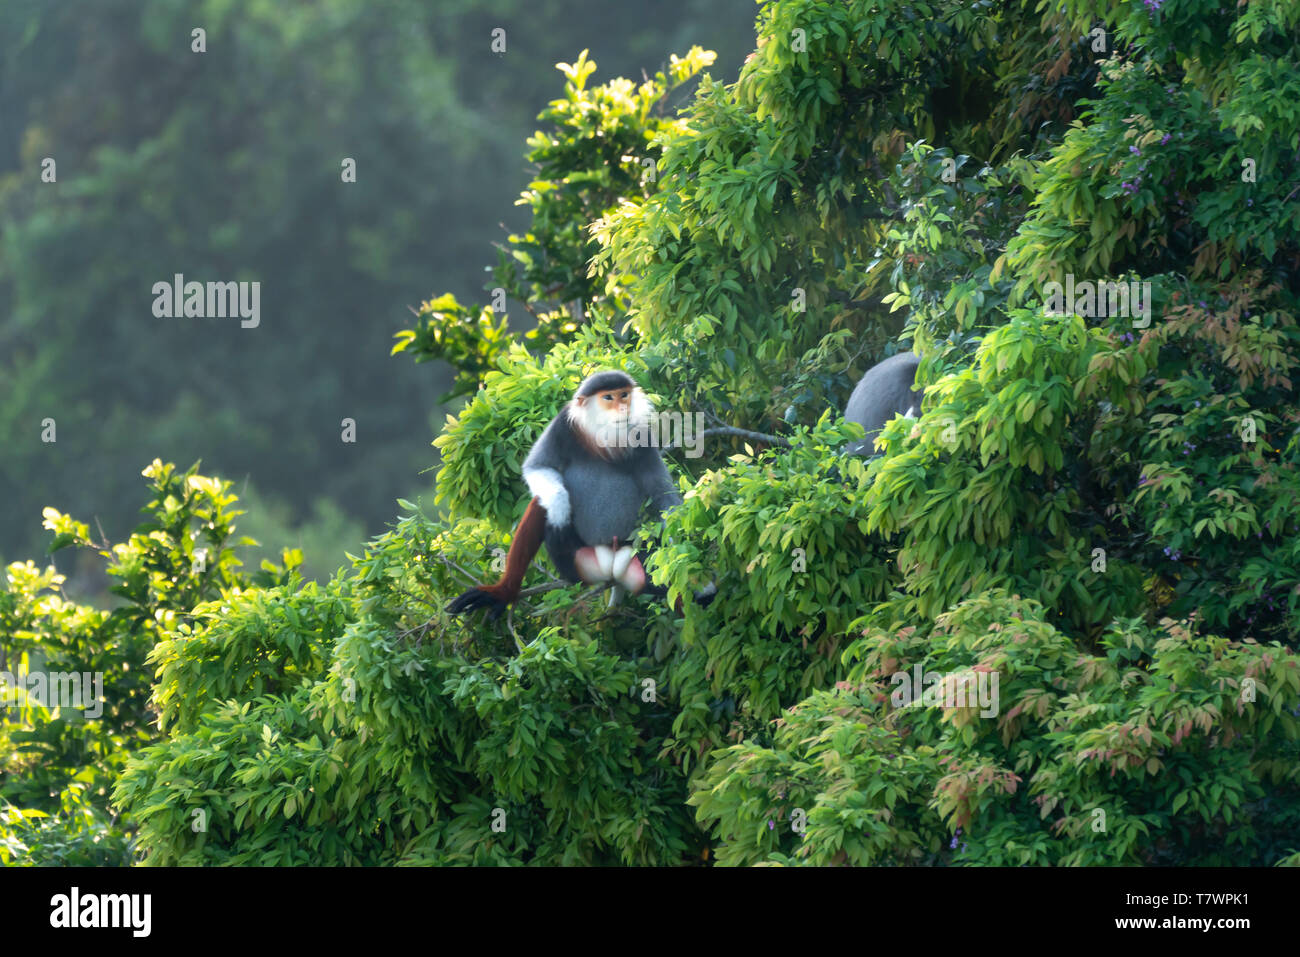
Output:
842,351,922,456
520,370,682,583
520,372,716,606
522,417,682,549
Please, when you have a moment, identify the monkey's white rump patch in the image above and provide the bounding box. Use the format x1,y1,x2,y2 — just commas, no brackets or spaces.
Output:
524,467,570,527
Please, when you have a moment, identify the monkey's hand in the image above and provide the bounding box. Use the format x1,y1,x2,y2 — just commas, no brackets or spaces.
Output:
445,586,512,621
663,581,718,614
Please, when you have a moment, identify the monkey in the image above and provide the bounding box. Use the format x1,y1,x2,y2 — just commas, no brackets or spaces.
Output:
446,369,713,619
842,351,922,456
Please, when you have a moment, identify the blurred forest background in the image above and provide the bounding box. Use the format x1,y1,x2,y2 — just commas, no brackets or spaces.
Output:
0,0,756,588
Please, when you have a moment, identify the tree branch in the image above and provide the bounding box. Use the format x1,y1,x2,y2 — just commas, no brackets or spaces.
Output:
666,426,791,451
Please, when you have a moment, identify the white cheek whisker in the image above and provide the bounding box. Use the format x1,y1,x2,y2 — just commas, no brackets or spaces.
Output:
568,388,656,455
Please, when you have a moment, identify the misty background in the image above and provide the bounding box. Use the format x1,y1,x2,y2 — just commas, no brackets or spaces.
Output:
0,0,757,589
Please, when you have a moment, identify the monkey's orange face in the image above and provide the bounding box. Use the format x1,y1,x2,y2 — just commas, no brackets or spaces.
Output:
594,388,633,418
572,385,652,453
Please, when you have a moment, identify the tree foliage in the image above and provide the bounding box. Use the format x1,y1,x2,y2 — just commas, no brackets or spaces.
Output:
5,0,1299,866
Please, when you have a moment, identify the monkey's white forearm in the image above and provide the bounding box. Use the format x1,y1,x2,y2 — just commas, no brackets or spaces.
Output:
524,467,570,528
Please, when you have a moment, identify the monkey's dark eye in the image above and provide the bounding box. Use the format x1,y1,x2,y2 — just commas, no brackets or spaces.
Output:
620,392,629,399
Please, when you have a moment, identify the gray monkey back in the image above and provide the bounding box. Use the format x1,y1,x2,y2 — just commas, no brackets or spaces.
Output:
843,351,922,456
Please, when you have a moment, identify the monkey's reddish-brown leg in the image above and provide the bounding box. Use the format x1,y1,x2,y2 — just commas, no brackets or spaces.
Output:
445,498,547,619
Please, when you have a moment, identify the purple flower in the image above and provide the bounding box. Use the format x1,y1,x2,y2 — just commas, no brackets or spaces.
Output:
1145,0,1163,9
1130,145,1142,155
1160,133,1172,145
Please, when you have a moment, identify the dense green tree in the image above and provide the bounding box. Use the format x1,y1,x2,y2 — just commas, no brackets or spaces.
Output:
5,0,1298,866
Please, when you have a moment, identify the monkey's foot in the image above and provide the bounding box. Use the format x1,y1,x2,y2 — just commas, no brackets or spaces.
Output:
575,545,646,594
574,545,615,583
611,547,646,593
445,587,510,621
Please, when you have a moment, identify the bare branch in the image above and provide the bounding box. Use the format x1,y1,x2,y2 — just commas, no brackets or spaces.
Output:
517,580,569,599
666,426,791,451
